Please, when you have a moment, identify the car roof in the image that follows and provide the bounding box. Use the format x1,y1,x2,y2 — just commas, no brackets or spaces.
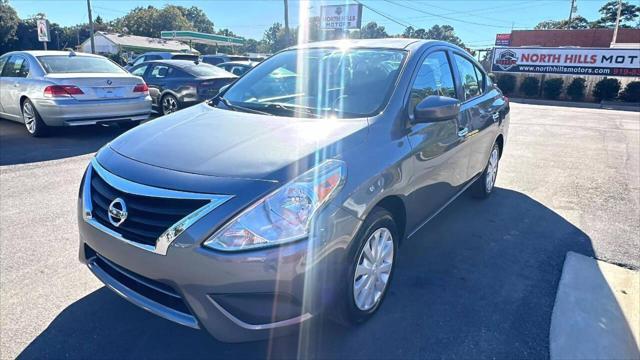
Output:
142,51,197,56
290,38,421,50
142,59,211,68
218,61,255,66
5,50,104,58
289,38,461,52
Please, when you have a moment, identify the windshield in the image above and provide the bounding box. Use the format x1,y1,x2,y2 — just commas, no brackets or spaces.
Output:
38,55,126,74
185,63,234,77
220,48,406,118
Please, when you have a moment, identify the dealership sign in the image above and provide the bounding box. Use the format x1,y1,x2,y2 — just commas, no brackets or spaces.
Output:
492,47,640,77
495,34,511,46
320,4,363,30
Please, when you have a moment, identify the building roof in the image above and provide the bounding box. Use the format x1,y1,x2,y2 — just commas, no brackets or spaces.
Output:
509,29,640,48
91,32,196,53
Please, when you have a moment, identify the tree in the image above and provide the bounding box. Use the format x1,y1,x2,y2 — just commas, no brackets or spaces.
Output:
0,0,19,53
592,1,640,28
360,22,388,39
535,16,590,30
261,22,292,53
177,6,214,33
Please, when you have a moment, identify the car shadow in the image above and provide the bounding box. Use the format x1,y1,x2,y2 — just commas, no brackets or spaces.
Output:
18,188,610,359
0,119,127,166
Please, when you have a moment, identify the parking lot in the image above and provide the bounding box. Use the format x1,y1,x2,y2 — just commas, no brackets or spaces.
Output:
1,103,638,359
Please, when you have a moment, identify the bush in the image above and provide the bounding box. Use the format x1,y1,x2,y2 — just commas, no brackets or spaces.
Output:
542,78,564,100
496,74,516,95
566,78,587,101
593,78,621,101
520,77,540,97
620,81,640,103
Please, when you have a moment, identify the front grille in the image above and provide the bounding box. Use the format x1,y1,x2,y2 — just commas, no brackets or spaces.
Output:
85,245,193,316
90,171,208,247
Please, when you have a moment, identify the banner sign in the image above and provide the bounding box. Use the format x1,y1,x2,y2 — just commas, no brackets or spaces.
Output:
37,19,50,42
492,47,640,77
320,4,363,30
495,34,511,46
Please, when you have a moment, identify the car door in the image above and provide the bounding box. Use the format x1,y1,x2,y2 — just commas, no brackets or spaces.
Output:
144,64,173,107
404,49,471,228
0,55,9,114
0,55,30,119
451,52,503,180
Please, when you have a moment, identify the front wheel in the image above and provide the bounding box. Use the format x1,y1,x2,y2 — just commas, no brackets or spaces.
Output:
471,143,500,198
343,207,398,323
22,99,49,137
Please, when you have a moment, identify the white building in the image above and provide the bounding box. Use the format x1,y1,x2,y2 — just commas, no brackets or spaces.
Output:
79,32,197,56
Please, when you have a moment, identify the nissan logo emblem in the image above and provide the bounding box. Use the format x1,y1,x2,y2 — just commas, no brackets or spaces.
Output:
106,79,113,85
108,197,128,227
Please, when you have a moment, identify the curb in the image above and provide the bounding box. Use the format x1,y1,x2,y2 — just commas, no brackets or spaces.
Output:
510,98,640,112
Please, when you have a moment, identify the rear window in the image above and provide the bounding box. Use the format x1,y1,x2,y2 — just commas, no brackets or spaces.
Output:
184,63,235,77
171,54,199,61
37,55,126,74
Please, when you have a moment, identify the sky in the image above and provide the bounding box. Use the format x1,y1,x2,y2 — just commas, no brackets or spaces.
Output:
9,0,609,49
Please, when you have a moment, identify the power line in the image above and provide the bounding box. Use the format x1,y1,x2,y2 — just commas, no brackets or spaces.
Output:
354,0,414,28
383,0,520,29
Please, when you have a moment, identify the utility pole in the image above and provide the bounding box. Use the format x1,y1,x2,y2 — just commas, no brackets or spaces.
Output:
566,0,576,29
284,0,290,46
612,0,622,44
87,0,95,53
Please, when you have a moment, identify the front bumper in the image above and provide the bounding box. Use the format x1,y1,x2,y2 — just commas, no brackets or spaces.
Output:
77,161,361,342
32,96,152,126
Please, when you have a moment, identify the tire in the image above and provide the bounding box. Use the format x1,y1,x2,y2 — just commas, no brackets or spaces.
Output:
340,207,398,324
21,98,49,137
160,94,179,115
471,142,500,199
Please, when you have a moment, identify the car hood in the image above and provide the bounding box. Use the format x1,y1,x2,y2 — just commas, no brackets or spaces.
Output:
108,103,368,182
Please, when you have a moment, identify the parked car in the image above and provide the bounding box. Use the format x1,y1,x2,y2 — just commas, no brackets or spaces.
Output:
129,59,236,115
201,54,249,66
125,52,199,70
0,50,151,137
77,39,509,342
216,60,258,76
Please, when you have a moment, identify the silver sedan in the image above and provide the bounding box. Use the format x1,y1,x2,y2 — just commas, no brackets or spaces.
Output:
0,50,152,137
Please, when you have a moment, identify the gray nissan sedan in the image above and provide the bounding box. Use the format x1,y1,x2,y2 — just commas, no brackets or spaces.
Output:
0,51,151,136
78,39,509,342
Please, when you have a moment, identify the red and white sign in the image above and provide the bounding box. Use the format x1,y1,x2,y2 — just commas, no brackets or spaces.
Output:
492,47,640,77
495,34,511,46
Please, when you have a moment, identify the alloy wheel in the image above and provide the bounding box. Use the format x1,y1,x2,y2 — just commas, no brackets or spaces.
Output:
485,147,499,192
22,102,36,134
162,96,178,115
353,227,394,311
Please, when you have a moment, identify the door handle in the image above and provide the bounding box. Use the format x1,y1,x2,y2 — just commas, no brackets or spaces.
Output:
13,83,19,87
457,127,469,138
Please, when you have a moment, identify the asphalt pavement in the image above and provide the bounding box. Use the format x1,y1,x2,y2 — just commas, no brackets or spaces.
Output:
1,103,638,359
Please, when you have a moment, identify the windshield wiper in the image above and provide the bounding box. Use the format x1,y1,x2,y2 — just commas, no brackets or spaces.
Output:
217,97,273,116
260,103,322,118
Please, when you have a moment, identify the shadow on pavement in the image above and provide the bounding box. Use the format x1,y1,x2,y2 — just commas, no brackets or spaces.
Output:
19,188,598,359
0,119,127,166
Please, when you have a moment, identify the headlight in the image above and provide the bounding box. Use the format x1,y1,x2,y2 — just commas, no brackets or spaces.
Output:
203,159,346,251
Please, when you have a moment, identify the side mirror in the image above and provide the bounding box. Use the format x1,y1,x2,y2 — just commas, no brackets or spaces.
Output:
413,96,460,123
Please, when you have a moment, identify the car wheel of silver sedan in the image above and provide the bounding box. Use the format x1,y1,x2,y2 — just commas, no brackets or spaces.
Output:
345,207,398,323
22,99,48,137
161,94,179,115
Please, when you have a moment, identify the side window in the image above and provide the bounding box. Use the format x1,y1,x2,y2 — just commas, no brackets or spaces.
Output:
1,56,29,78
149,65,172,79
0,56,8,75
454,54,483,101
146,55,162,61
131,65,148,77
410,51,456,113
132,56,145,66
